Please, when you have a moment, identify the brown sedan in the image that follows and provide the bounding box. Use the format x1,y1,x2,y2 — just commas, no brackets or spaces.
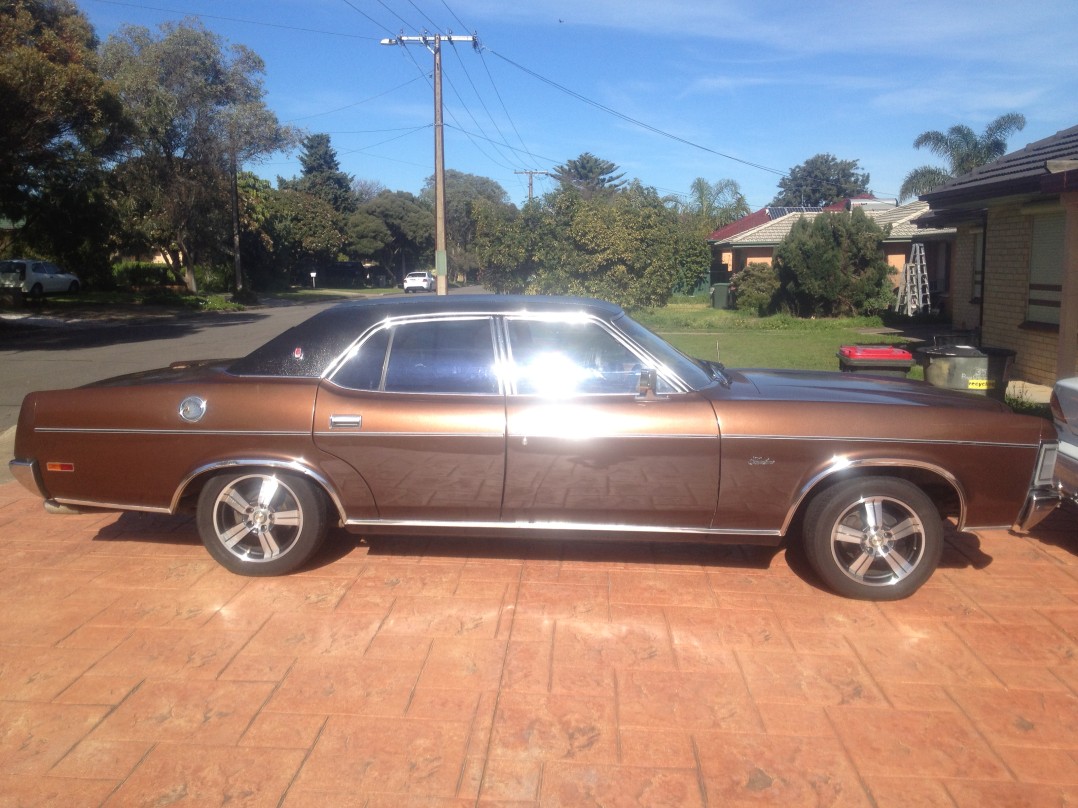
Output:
9,295,1061,600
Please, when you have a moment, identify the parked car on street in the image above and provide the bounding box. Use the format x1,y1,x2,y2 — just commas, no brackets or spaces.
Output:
0,258,80,297
402,270,435,292
1051,376,1078,506
9,295,1060,599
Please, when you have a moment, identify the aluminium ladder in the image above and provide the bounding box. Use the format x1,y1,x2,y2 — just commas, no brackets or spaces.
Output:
895,242,932,316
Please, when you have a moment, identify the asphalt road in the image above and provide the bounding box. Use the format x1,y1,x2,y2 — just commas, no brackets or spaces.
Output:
0,297,346,485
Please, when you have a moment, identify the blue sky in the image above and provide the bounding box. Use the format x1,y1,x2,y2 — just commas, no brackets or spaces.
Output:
80,0,1077,210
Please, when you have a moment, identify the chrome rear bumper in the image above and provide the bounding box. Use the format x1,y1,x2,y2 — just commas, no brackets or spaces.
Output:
8,458,46,498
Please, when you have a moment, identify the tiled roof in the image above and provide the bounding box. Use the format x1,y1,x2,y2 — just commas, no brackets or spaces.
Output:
707,206,822,244
724,210,821,245
873,200,954,240
716,201,954,248
922,124,1078,206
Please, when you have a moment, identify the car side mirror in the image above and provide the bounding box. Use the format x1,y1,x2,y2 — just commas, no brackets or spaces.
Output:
636,368,664,400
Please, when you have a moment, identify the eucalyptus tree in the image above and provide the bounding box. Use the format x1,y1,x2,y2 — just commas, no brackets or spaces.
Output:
102,20,295,292
771,154,870,207
420,170,513,281
0,0,125,271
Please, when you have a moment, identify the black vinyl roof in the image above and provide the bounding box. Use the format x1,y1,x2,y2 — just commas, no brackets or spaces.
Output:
228,294,624,377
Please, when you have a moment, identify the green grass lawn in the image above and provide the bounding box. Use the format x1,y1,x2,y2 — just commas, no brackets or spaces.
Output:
634,301,924,378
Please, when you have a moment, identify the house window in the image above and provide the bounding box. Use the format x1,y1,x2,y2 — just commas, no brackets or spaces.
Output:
970,227,984,302
1026,212,1064,326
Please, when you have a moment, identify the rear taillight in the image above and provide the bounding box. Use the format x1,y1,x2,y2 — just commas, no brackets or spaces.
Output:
1032,442,1058,488
1050,391,1065,424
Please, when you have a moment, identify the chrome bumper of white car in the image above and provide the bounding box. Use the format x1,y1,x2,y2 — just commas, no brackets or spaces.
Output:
1054,447,1078,505
1012,441,1062,533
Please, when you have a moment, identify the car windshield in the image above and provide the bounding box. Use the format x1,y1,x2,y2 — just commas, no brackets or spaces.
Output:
613,312,713,390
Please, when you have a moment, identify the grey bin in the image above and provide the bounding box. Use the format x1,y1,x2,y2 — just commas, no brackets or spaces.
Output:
917,344,1015,400
710,282,730,309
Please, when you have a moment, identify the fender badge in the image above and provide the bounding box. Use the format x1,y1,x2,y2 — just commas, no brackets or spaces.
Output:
178,396,207,423
748,456,775,466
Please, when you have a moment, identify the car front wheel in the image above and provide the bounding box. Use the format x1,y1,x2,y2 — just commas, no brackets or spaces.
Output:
803,477,942,600
196,470,327,575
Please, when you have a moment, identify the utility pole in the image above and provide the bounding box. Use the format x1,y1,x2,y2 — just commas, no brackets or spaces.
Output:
514,170,554,202
381,32,477,295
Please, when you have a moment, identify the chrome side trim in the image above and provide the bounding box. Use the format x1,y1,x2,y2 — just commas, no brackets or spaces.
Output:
34,427,309,437
342,515,782,541
506,432,716,441
48,497,171,515
171,458,348,521
315,431,505,439
780,457,968,534
722,433,1040,450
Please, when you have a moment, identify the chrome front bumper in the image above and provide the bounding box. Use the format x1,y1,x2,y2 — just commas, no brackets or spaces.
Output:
1055,446,1078,505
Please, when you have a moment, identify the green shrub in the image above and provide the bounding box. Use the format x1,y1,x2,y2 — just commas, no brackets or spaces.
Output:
112,261,171,288
774,210,894,317
731,262,781,315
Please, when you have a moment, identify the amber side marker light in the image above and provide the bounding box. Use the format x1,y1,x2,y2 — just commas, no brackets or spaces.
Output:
46,462,75,473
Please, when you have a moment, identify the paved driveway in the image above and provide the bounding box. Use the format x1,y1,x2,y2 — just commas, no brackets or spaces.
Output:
0,479,1075,806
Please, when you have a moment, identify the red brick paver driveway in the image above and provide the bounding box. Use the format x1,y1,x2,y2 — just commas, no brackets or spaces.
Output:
1,479,1075,807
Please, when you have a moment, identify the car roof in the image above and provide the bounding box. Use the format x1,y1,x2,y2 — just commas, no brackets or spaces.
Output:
230,295,625,377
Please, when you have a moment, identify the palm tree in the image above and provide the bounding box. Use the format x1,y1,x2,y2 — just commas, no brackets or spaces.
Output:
899,113,1026,201
681,177,750,236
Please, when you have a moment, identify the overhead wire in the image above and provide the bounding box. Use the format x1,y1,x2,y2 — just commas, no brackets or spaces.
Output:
485,48,788,178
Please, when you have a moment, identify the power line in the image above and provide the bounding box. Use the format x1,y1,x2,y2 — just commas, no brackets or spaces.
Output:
486,48,787,178
283,76,428,122
337,0,396,37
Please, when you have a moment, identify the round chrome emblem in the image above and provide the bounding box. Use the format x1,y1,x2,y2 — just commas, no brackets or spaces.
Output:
178,396,207,423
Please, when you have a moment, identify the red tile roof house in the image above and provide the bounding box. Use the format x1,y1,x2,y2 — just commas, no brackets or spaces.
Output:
917,124,1078,384
707,199,956,316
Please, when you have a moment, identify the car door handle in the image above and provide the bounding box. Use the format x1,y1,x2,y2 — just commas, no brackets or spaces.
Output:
329,414,363,429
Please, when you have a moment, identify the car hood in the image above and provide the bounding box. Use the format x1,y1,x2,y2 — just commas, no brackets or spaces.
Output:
83,359,237,388
725,368,1011,412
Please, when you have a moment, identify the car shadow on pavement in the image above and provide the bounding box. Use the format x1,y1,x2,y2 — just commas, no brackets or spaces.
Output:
357,531,786,571
1023,505,1078,555
0,311,268,351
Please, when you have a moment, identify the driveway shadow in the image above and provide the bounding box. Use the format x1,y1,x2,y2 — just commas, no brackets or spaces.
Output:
0,311,268,352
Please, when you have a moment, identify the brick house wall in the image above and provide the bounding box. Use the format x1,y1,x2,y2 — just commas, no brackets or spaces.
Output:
949,227,979,332
950,205,1069,386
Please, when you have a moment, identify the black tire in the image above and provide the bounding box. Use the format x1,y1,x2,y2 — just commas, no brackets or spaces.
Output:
196,470,328,576
803,476,942,600
28,283,43,299
68,280,80,293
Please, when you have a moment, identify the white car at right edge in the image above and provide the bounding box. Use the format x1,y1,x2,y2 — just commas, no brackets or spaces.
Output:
1051,376,1078,506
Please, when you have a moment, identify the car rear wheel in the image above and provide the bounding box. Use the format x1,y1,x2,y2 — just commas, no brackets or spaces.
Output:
28,283,43,299
196,470,327,576
803,477,942,600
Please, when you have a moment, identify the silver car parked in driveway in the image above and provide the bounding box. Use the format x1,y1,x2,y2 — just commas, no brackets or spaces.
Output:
0,258,80,298
1051,376,1078,505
